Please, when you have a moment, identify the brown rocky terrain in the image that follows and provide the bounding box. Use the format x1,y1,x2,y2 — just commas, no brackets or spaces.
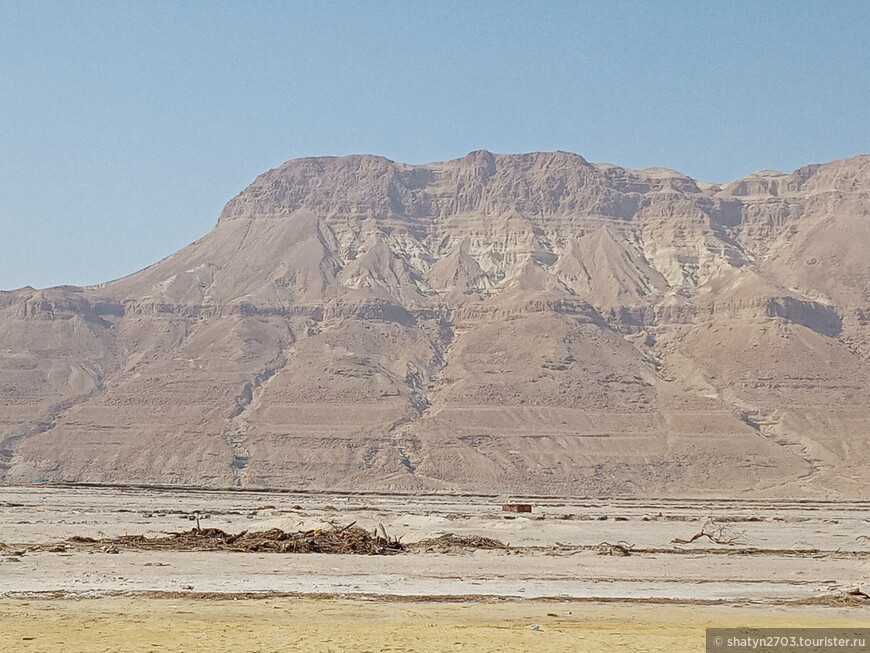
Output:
2,150,869,497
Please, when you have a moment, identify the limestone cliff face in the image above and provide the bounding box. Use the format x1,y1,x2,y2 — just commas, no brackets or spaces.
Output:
2,151,870,497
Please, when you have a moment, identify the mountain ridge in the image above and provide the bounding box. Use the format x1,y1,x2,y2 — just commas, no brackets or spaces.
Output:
2,150,870,497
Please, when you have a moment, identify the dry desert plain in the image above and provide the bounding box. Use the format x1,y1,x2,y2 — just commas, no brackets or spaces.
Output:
0,485,868,652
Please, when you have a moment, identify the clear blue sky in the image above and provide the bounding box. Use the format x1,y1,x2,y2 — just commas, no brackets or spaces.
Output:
2,1,869,290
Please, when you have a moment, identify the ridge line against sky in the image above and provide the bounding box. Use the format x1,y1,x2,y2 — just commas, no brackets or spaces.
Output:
1,1,869,290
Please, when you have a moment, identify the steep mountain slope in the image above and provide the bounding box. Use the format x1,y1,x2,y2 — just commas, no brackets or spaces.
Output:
2,151,869,497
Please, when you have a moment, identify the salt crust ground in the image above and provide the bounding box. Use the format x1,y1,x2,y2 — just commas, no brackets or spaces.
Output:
1,486,868,652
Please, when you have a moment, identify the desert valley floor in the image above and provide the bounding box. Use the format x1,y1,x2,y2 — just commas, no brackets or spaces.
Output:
0,485,868,651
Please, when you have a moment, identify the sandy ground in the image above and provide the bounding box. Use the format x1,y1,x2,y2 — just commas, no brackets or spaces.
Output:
1,599,868,653
1,486,868,651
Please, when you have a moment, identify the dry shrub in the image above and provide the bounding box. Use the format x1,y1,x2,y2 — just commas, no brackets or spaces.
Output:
672,518,746,545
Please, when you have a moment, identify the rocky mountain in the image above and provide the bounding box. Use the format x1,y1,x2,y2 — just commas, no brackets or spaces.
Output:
2,150,870,497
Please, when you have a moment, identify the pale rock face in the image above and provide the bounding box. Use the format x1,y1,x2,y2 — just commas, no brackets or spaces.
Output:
2,151,870,497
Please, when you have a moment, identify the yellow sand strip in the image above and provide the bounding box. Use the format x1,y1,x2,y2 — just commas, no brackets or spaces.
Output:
1,598,866,653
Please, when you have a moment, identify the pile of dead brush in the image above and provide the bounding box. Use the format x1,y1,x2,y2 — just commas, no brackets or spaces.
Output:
62,525,511,555
409,533,507,553
69,524,405,555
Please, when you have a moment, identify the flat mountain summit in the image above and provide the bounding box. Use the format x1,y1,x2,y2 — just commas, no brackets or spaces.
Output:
3,150,870,497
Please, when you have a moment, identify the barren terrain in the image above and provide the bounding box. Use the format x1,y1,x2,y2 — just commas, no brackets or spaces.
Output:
2,486,869,602
3,598,868,653
1,486,868,651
